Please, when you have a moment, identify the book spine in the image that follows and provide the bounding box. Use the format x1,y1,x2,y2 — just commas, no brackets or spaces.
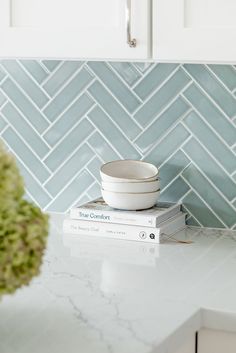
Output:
69,208,156,227
63,219,160,243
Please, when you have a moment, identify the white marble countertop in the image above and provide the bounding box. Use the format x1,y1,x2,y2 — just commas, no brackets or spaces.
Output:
1,214,236,353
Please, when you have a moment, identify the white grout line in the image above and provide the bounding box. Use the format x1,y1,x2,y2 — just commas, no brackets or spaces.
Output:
2,124,53,175
0,138,53,198
17,59,52,99
181,203,204,227
181,92,236,149
44,169,96,211
139,109,192,159
180,114,236,185
86,115,124,160
180,174,228,228
132,94,192,143
85,63,144,130
131,63,159,88
105,62,143,103
205,64,236,98
0,88,52,150
39,60,60,76
132,65,183,117
41,63,87,110
159,161,192,194
41,109,96,162
181,65,235,123
0,68,52,125
181,146,236,212
41,78,96,137
42,137,96,186
42,127,96,175
86,90,142,149
40,60,65,85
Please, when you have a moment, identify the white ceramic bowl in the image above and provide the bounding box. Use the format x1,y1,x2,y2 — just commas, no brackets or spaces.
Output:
101,189,160,210
102,179,160,193
100,160,159,183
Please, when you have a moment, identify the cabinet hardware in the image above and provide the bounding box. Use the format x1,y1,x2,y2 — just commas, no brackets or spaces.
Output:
126,0,136,48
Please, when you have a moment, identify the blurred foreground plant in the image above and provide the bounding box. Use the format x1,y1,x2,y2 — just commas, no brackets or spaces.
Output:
0,142,49,296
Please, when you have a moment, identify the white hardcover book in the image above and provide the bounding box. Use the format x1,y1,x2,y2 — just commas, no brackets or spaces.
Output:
63,213,186,244
63,218,160,243
70,198,181,227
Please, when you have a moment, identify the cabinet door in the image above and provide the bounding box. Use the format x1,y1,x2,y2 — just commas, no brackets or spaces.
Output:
198,328,236,353
0,0,150,59
153,0,236,63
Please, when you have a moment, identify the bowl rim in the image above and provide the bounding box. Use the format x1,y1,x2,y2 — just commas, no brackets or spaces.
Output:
100,160,159,181
101,188,160,196
101,178,160,185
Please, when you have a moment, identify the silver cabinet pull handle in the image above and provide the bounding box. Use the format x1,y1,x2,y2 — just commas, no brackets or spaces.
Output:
126,0,136,48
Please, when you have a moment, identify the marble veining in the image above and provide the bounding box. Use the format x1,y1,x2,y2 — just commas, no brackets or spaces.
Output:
1,215,236,353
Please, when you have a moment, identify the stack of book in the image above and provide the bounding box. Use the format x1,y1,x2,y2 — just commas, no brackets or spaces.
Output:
63,198,186,244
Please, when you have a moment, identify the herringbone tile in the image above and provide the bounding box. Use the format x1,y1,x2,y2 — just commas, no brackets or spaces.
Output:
0,60,235,229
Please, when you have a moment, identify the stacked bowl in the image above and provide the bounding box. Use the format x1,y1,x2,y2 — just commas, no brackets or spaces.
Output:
100,160,160,210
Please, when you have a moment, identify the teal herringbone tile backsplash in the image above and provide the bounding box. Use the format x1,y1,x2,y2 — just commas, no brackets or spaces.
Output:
0,61,235,228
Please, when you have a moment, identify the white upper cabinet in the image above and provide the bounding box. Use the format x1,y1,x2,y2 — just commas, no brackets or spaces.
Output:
153,0,236,63
0,0,151,59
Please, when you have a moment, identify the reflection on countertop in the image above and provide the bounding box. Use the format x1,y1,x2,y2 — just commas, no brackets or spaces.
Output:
0,214,236,353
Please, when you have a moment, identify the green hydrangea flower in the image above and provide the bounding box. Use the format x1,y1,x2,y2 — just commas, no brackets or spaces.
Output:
0,142,49,296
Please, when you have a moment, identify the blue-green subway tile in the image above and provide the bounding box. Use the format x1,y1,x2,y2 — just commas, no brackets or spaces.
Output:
183,138,236,201
88,106,141,160
87,62,141,113
73,194,91,208
0,91,6,107
185,215,201,227
182,191,225,228
135,98,190,154
44,68,93,121
44,118,93,171
87,183,101,200
134,63,178,100
88,81,141,140
159,150,190,189
135,68,191,127
86,157,103,182
0,67,6,81
182,164,236,227
2,103,49,158
20,60,48,84
1,61,49,108
133,62,154,73
184,64,236,118
45,144,94,197
146,124,190,166
42,60,60,72
184,111,236,174
2,128,50,183
159,176,190,203
109,62,141,86
43,61,83,96
88,132,120,162
16,159,51,208
0,60,235,226
46,171,94,213
1,78,49,133
44,93,94,146
208,65,236,91
0,115,7,131
183,83,236,146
